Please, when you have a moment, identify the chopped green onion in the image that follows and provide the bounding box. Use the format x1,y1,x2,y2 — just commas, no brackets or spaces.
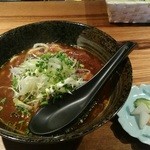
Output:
10,45,88,115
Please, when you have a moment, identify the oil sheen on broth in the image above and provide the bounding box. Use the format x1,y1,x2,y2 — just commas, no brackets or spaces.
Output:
0,43,104,134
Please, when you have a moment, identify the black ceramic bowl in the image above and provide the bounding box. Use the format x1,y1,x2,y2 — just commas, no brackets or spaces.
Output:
0,20,132,144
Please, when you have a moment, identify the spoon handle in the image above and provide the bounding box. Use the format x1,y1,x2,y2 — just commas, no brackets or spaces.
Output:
75,41,136,101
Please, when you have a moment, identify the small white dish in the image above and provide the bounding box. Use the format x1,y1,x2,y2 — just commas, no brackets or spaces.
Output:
117,84,150,145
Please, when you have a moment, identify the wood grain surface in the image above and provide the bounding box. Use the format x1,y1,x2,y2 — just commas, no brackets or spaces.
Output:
0,0,150,149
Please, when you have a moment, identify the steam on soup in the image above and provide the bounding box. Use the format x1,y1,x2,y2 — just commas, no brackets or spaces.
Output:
0,43,103,134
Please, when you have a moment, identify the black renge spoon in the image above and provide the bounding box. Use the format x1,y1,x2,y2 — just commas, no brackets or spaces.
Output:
29,41,136,135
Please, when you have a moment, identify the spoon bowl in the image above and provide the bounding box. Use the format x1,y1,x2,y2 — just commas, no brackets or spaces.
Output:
29,41,136,135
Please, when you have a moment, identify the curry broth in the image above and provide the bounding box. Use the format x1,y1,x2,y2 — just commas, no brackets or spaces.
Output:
0,43,104,134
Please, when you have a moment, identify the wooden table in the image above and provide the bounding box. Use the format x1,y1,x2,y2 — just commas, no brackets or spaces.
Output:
0,0,150,149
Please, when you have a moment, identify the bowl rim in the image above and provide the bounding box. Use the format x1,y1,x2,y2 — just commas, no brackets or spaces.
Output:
0,20,132,144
